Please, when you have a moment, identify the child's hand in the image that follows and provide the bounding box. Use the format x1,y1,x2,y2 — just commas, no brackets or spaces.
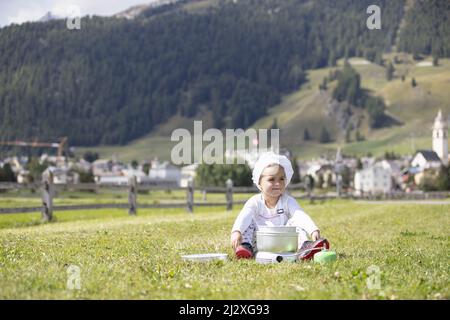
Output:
311,230,321,241
230,231,242,250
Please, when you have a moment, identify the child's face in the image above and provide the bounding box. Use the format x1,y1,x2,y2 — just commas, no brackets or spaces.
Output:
259,165,286,198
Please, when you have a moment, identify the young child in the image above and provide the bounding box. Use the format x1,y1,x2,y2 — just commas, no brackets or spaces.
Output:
230,152,329,260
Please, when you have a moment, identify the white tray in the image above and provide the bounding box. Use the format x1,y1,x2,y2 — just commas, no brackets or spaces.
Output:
181,253,228,262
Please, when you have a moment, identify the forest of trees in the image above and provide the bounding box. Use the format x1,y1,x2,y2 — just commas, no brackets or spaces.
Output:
195,163,253,187
1,0,438,147
397,0,450,59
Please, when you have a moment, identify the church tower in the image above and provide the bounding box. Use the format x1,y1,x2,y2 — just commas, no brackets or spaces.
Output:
432,110,448,166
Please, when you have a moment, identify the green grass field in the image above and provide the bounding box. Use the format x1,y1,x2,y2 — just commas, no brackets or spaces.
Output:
0,199,448,299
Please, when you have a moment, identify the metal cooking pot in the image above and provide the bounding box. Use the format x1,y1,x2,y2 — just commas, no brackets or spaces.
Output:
258,226,297,233
256,230,299,253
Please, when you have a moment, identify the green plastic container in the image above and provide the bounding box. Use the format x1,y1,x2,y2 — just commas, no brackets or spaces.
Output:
313,250,337,264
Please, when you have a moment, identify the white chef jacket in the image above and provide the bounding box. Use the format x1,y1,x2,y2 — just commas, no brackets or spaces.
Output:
231,193,319,236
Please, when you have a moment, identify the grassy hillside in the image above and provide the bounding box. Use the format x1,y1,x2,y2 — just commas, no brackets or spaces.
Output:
77,55,450,162
0,200,448,299
256,55,450,159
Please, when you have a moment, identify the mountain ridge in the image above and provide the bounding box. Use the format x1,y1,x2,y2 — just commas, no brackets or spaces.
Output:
1,0,449,159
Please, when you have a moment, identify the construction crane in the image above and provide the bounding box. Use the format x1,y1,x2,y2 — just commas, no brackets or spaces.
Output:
0,137,68,160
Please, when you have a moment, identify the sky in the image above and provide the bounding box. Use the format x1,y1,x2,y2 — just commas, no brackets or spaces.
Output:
0,0,156,27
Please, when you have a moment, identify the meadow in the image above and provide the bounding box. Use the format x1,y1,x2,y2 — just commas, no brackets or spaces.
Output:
0,196,448,299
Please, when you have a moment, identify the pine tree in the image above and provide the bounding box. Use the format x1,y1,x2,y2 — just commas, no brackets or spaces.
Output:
345,127,351,143
78,170,95,183
303,128,311,141
328,50,337,67
356,158,363,170
317,174,324,189
0,163,15,182
319,127,331,143
83,151,99,163
325,173,333,188
386,61,395,81
433,55,439,66
271,117,279,129
374,51,384,66
355,130,365,141
142,163,150,175
321,77,328,90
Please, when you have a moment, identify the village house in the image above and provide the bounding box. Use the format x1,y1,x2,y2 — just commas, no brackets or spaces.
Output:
69,158,92,173
380,159,403,189
43,166,80,184
147,160,181,187
92,159,127,176
411,150,442,170
354,162,392,195
92,159,131,185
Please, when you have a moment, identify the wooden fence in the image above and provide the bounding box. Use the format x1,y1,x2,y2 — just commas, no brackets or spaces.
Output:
0,175,299,218
1,176,449,220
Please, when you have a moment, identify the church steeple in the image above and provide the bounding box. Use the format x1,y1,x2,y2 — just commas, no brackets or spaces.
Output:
432,109,448,165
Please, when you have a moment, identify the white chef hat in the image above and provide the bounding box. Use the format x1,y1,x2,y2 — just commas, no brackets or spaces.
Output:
252,152,294,188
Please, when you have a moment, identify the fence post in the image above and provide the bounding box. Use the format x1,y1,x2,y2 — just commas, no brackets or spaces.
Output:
226,179,233,211
187,178,194,213
202,189,207,203
128,176,137,215
41,171,54,222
